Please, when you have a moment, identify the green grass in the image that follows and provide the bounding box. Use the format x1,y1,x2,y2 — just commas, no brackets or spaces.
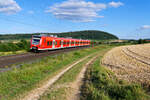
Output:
39,45,115,100
0,50,27,56
0,45,113,100
39,55,92,100
81,56,150,100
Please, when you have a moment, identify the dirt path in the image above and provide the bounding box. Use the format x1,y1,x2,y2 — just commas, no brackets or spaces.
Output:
20,53,93,100
67,55,99,100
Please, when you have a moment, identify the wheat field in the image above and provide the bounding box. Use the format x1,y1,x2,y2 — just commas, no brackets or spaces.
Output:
102,44,150,87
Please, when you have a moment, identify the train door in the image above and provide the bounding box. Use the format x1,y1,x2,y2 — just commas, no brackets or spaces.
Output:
52,39,55,49
69,40,71,47
43,38,47,48
63,40,66,47
61,40,63,48
71,40,74,47
46,40,53,49
58,40,61,48
55,40,58,48
79,40,81,46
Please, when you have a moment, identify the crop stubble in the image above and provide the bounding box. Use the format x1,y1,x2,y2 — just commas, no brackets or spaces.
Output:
102,44,150,86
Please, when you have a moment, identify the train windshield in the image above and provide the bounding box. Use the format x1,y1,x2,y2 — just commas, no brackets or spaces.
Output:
32,39,40,45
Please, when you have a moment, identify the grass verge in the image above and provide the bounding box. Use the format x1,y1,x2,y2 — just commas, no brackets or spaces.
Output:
0,50,27,56
81,56,150,100
0,45,114,100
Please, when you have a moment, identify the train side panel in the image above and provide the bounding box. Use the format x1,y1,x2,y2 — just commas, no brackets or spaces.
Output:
31,35,91,51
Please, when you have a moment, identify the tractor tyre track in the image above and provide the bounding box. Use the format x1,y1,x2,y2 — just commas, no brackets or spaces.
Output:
102,45,150,86
122,47,150,65
67,55,99,100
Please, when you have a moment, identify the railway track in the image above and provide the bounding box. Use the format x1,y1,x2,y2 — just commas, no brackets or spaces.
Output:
0,46,89,69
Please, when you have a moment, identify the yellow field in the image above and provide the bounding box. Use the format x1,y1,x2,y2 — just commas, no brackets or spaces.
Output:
102,44,150,86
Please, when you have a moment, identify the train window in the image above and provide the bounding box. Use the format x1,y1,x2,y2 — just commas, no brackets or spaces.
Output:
32,39,40,45
72,41,74,44
47,41,50,46
50,41,52,46
64,41,66,45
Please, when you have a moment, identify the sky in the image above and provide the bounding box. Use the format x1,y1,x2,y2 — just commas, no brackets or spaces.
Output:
0,0,150,39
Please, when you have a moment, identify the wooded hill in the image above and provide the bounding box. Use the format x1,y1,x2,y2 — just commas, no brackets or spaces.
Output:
0,30,118,41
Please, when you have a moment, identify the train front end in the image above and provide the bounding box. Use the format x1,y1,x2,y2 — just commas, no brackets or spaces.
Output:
30,35,42,52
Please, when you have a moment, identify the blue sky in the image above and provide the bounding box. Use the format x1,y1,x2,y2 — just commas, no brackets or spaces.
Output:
0,0,150,39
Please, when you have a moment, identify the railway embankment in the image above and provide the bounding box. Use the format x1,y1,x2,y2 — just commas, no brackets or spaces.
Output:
0,46,89,69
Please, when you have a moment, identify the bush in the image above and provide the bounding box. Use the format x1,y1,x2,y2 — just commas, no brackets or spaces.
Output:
0,40,30,52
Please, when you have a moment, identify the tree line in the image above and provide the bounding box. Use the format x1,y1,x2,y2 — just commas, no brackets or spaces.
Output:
0,30,118,40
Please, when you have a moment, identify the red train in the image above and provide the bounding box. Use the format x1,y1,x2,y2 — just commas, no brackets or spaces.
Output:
30,35,90,52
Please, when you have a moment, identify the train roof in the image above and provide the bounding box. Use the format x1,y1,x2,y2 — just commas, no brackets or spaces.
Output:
32,35,90,41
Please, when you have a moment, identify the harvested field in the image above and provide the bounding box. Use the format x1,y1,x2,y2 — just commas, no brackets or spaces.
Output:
102,44,150,87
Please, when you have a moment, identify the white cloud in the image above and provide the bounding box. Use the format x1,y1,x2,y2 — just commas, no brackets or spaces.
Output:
109,1,123,8
28,10,34,14
46,0,123,22
0,0,21,14
140,25,150,30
